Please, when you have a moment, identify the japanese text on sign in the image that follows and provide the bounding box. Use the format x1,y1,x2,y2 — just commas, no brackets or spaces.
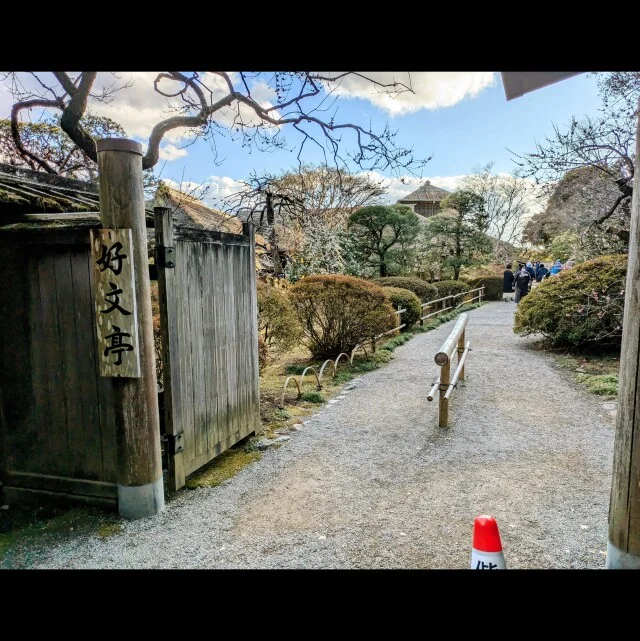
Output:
90,228,141,378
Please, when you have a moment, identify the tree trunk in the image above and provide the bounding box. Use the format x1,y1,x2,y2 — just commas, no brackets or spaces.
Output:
380,261,388,277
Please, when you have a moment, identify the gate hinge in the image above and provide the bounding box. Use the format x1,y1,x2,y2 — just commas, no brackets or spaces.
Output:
165,432,184,455
157,245,175,268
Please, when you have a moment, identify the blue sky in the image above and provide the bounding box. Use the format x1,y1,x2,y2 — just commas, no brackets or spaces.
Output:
1,72,605,206
150,72,604,204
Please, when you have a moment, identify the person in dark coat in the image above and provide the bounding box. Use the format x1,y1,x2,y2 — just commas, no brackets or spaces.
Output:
514,264,531,304
536,263,549,281
525,261,536,283
503,263,514,301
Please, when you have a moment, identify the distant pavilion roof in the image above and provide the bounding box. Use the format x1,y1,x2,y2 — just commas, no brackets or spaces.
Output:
398,180,450,203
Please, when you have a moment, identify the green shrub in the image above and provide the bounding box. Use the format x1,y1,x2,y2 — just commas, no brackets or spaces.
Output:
301,391,325,403
466,276,503,301
289,274,396,359
382,286,422,329
373,277,437,302
432,280,470,300
257,281,302,351
514,254,627,347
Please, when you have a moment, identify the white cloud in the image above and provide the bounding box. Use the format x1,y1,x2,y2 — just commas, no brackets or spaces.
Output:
322,72,496,115
159,143,188,161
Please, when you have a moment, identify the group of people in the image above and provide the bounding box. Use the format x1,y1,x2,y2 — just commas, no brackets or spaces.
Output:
502,259,576,303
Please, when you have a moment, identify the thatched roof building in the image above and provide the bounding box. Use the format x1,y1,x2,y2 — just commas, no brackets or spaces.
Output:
397,180,451,219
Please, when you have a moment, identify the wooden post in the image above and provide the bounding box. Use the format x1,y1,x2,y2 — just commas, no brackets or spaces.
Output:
155,207,184,491
438,359,450,429
607,103,640,568
243,221,261,434
96,138,164,520
457,328,466,382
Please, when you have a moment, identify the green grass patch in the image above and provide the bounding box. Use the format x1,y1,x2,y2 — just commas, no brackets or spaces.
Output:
185,446,263,489
575,373,619,396
301,390,325,403
549,347,620,398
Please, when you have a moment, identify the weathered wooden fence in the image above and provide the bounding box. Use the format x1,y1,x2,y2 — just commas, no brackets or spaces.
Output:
155,208,260,491
0,216,118,505
0,208,261,505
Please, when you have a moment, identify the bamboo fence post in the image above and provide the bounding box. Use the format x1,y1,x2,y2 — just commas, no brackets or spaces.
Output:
438,359,450,428
97,138,164,520
458,328,466,382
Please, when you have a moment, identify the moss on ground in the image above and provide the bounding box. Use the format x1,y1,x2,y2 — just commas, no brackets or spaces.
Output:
185,447,263,489
550,349,620,398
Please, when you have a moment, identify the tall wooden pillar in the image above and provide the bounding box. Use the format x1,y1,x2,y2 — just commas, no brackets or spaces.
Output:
96,138,164,519
607,104,640,568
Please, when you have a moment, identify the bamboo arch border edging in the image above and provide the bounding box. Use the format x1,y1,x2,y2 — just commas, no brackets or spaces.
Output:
278,350,359,409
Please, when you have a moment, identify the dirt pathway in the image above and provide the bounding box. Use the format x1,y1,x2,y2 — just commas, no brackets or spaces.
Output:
8,302,615,568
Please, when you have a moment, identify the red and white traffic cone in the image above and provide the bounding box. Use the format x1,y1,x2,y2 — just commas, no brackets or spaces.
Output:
471,514,506,569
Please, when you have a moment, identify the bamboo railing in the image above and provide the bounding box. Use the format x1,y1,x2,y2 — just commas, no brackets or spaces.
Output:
427,312,470,428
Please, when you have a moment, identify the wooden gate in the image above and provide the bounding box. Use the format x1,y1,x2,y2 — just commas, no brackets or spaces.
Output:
0,219,118,505
155,208,260,491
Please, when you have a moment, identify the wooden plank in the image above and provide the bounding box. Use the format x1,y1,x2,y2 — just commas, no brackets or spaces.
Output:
609,111,640,560
155,207,185,491
201,243,215,461
37,250,70,476
25,251,49,475
90,228,141,378
226,244,239,445
2,486,116,509
71,247,105,480
186,241,207,458
0,245,34,475
207,243,223,456
216,244,230,451
5,470,117,499
176,240,196,470
53,249,84,477
174,226,249,245
87,250,118,483
244,223,261,433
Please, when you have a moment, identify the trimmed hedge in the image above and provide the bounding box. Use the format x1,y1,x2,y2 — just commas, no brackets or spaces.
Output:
382,287,422,329
373,277,437,302
257,281,302,351
466,276,503,301
432,280,470,300
289,274,396,358
514,254,627,347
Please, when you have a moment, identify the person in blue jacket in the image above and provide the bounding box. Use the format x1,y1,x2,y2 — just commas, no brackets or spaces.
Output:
549,260,563,275
525,261,536,281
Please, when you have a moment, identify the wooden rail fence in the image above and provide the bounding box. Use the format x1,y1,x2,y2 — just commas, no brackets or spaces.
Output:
427,313,470,428
279,286,484,409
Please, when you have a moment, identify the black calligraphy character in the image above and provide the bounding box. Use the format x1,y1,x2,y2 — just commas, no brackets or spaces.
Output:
475,560,498,570
102,282,132,315
96,242,127,275
104,326,134,366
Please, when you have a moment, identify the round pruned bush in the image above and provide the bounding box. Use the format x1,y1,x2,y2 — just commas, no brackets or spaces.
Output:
373,276,437,303
432,279,470,301
514,254,627,347
289,274,397,359
257,281,302,352
382,287,422,330
466,276,503,301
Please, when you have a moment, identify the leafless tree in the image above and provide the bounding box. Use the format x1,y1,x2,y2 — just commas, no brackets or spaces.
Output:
2,71,430,177
460,162,533,244
511,71,639,227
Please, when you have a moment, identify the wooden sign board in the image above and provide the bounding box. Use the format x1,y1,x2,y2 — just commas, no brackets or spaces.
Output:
90,228,141,378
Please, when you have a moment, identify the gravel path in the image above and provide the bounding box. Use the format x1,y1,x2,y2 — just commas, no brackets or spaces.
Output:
16,302,616,569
